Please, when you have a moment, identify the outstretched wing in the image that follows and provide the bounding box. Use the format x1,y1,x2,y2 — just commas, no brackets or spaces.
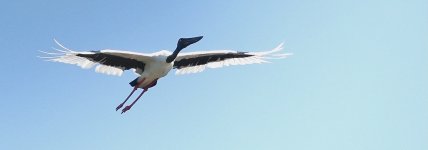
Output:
173,42,292,75
39,40,153,76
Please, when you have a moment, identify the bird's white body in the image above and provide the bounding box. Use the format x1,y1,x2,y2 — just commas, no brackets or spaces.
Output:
135,52,173,88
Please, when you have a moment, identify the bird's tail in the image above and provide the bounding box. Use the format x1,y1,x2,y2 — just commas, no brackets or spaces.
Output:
129,77,139,87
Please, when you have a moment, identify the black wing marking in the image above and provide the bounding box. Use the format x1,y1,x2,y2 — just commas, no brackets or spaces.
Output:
173,52,253,69
76,51,145,71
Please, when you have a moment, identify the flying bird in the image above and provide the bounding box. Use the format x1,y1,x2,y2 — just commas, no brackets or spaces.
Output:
40,36,292,113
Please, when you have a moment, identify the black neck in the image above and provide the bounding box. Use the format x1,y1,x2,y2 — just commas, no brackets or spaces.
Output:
166,47,182,63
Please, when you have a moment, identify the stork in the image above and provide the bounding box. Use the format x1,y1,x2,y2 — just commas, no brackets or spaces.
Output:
40,36,291,113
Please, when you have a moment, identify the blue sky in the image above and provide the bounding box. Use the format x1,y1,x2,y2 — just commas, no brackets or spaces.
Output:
1,0,427,150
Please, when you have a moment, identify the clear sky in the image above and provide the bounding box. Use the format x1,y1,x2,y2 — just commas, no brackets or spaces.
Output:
1,0,427,150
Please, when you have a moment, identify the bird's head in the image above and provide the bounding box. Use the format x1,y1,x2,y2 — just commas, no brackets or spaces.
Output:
166,36,203,63
176,36,203,50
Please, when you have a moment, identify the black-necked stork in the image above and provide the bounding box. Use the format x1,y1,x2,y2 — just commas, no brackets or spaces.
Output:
40,36,292,113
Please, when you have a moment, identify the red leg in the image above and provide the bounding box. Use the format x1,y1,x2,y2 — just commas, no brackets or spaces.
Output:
121,79,158,114
115,78,145,111
121,89,147,114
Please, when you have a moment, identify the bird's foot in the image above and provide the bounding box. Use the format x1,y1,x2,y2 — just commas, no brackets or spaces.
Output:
116,103,124,111
121,106,132,114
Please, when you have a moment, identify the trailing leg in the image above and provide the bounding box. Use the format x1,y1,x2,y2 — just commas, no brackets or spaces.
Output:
121,79,158,114
115,78,145,111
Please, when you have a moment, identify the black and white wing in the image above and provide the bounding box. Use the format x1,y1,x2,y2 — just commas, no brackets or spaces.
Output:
173,42,292,75
39,40,153,76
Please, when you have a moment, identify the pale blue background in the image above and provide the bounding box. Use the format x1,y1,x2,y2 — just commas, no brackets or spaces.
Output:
1,0,427,150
